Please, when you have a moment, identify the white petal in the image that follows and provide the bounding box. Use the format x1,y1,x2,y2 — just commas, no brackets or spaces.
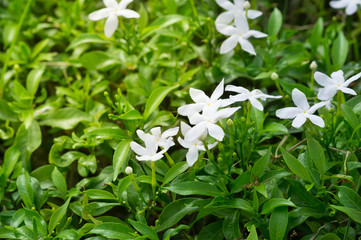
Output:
104,14,118,37
225,85,249,94
244,30,268,38
186,147,199,167
249,97,264,111
215,11,234,26
276,107,302,119
239,38,256,55
292,89,309,110
130,141,148,156
178,103,205,116
215,0,234,10
307,114,325,128
215,107,241,120
89,8,112,21
247,10,263,19
219,98,235,107
331,70,345,84
344,72,361,86
190,88,209,103
210,79,224,102
162,127,179,138
149,152,165,161
338,87,357,95
230,94,249,102
150,127,161,138
104,0,118,8
346,3,358,15
330,0,349,9
185,122,208,142
292,114,307,128
189,113,206,125
234,15,249,33
207,142,218,150
118,9,140,18
220,35,239,54
216,23,239,35
317,86,337,100
119,0,133,9
314,72,335,86
178,137,193,149
308,101,327,114
180,122,191,136
207,123,225,141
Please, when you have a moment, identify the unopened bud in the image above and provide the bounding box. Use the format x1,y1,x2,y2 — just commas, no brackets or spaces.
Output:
244,1,251,10
271,72,279,81
125,166,133,175
310,61,317,71
14,64,20,70
227,119,234,126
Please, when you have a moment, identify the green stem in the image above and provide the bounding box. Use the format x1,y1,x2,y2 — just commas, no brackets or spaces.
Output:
310,70,315,92
189,0,199,25
337,90,342,116
203,141,214,162
307,119,316,136
274,79,284,97
151,161,156,198
343,218,351,240
251,0,257,9
164,152,175,166
246,101,252,127
0,0,34,97
129,173,141,193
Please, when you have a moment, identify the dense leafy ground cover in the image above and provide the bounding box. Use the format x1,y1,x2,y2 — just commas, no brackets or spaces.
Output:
1,0,361,239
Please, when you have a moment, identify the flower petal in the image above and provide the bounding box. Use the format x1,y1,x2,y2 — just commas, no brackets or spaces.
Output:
185,122,208,142
276,107,302,119
330,0,349,9
119,0,134,9
345,3,358,15
338,87,357,95
292,88,309,110
244,30,268,38
216,23,239,35
239,38,256,55
215,0,234,10
317,86,337,100
247,10,263,19
162,127,179,139
178,103,205,116
118,9,140,18
104,14,118,37
207,123,225,141
215,107,241,120
292,114,307,128
188,113,206,125
344,72,361,86
180,122,191,136
215,11,234,26
104,0,118,8
190,88,209,103
234,15,249,33
178,137,193,149
314,72,334,86
307,114,325,128
150,127,161,138
331,70,345,84
220,35,239,54
225,85,249,94
130,141,148,156
230,94,249,102
186,147,199,167
89,8,112,21
210,79,224,102
249,97,264,111
308,101,327,114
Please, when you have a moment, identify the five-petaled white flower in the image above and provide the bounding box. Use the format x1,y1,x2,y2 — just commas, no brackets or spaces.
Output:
226,85,282,111
89,0,140,38
130,129,167,161
218,15,267,55
330,0,361,15
215,0,262,28
178,122,218,167
276,89,326,128
149,126,179,150
185,102,240,142
314,70,361,100
178,79,233,116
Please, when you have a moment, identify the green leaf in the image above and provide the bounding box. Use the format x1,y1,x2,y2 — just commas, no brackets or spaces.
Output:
246,225,258,240
341,104,359,130
310,17,324,54
118,176,132,196
26,65,45,96
128,219,159,240
306,134,326,175
3,145,21,178
251,148,271,178
0,99,18,121
198,221,224,240
178,67,200,85
88,222,136,239
48,198,71,234
85,128,129,140
318,233,342,240
118,109,142,120
231,171,251,194
113,139,132,181
141,14,187,38
84,202,119,216
331,205,361,224
166,181,224,196
41,107,92,130
143,85,179,120
2,22,17,48
162,162,189,185
332,31,349,68
268,8,283,37
79,51,120,70
281,148,313,183
336,186,361,212
66,34,111,51
222,210,241,240
269,206,288,240
261,198,296,215
51,167,67,196
16,173,34,208
84,189,116,200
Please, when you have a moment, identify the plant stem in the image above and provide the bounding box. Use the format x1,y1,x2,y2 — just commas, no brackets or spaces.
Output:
343,218,351,240
246,101,252,127
337,90,342,116
274,79,284,97
151,161,156,199
164,152,175,166
203,141,214,162
0,0,34,97
310,70,315,92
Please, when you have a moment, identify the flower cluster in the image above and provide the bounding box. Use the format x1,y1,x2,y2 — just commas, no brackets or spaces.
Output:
215,0,267,55
330,0,361,15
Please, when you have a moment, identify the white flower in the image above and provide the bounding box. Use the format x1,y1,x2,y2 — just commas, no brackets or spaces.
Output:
276,89,326,128
149,126,179,150
218,15,267,55
330,0,361,15
185,102,240,142
314,70,361,100
215,0,262,28
88,0,140,38
226,85,282,111
130,129,166,161
178,122,217,166
178,79,233,116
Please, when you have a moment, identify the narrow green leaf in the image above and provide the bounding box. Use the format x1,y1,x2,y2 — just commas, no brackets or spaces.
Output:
222,210,241,240
252,148,271,178
41,108,92,130
336,186,361,211
143,85,178,120
198,221,224,240
332,31,349,68
51,167,67,196
269,206,288,240
26,65,45,96
3,145,20,178
231,171,251,194
66,33,110,51
16,173,34,208
310,17,324,54
128,219,159,240
246,225,258,240
306,134,326,175
281,148,313,183
166,181,224,196
268,8,283,36
88,222,136,239
261,198,296,215
85,128,129,140
331,205,361,224
113,139,132,181
48,198,71,234
318,233,342,240
84,189,116,200
84,202,119,216
341,104,359,130
0,99,18,121
162,162,189,185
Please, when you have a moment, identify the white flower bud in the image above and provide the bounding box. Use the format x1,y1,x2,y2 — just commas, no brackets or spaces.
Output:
271,72,279,81
125,166,133,175
310,61,317,71
244,1,251,10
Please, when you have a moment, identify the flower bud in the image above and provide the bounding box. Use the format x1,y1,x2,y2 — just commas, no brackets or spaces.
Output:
271,72,279,81
227,119,234,126
244,1,251,10
310,61,317,71
14,64,20,70
125,166,133,175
